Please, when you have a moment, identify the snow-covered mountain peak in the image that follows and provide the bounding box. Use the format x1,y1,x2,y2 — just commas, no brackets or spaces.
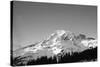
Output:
55,30,66,36
12,30,97,65
13,30,97,59
47,30,73,42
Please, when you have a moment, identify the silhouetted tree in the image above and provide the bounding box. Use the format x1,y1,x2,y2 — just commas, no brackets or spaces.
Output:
12,47,97,66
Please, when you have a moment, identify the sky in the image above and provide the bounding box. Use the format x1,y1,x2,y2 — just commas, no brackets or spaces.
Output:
12,1,97,50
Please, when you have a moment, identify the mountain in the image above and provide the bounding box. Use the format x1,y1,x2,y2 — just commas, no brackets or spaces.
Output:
11,30,97,66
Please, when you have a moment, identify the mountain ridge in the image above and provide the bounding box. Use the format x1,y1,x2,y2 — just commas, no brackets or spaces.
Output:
12,30,97,66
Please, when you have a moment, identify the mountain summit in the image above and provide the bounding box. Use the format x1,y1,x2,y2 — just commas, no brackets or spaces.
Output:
12,30,97,65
